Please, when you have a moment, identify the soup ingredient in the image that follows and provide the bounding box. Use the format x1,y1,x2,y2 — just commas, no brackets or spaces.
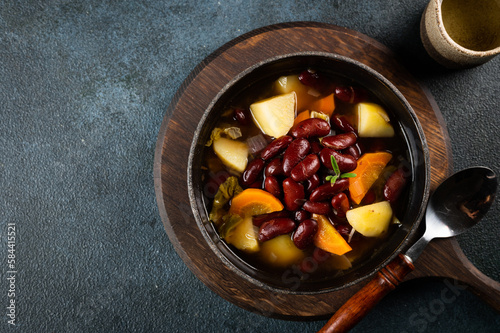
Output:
292,110,311,129
383,168,408,203
233,108,251,126
334,86,368,104
228,188,284,217
258,218,296,242
290,154,321,182
293,219,319,249
310,93,336,116
313,214,352,256
290,118,330,139
324,154,357,185
259,234,306,267
323,253,353,270
225,216,260,253
309,179,350,202
349,152,393,204
250,92,296,137
321,132,357,150
331,192,350,217
346,201,393,237
213,137,248,172
319,148,357,173
282,178,305,211
206,126,243,146
274,75,319,111
223,188,284,253
242,158,265,186
260,135,293,160
356,102,395,137
282,138,311,176
209,176,243,223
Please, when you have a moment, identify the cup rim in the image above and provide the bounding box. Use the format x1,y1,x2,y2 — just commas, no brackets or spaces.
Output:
434,0,500,57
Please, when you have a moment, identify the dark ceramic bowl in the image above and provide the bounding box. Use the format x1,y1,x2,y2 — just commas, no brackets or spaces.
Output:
188,52,430,294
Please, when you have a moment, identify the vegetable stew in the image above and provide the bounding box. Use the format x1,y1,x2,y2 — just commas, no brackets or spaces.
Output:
202,68,411,279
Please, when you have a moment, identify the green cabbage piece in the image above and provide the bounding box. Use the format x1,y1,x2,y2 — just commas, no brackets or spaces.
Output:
205,126,242,147
208,176,243,225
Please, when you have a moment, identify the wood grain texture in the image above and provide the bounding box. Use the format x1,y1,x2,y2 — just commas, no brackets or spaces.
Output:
154,22,497,318
319,254,415,333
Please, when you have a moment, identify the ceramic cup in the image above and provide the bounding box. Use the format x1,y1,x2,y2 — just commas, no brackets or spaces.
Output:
420,0,500,68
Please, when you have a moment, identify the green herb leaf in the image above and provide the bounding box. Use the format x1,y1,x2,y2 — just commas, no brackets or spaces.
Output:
341,172,357,178
330,155,340,175
327,155,357,184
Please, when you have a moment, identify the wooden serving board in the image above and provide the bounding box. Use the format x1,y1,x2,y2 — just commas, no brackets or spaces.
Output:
154,22,500,318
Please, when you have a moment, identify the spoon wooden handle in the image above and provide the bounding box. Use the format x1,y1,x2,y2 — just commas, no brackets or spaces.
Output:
318,254,415,333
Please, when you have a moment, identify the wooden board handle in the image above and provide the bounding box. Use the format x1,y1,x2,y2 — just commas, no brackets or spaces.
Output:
318,254,415,333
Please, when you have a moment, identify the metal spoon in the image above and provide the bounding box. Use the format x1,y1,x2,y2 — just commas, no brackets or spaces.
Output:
318,166,498,333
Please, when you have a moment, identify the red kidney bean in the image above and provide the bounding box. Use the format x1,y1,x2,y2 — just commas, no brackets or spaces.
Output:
310,141,322,154
344,142,364,160
290,118,331,139
282,178,305,211
334,86,368,104
252,210,291,227
233,108,251,126
321,132,357,150
298,69,329,92
282,138,310,176
291,154,321,182
383,168,408,203
309,179,350,202
293,219,318,249
264,158,284,177
294,209,311,223
305,173,321,195
248,179,263,188
264,176,282,198
331,115,356,134
331,192,350,217
258,218,296,242
319,148,357,173
260,135,293,160
303,201,331,215
335,224,352,237
362,189,376,205
241,158,265,186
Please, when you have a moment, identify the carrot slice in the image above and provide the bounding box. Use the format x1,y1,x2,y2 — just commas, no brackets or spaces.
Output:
349,152,392,204
310,93,335,116
229,188,284,217
313,214,352,256
291,110,310,130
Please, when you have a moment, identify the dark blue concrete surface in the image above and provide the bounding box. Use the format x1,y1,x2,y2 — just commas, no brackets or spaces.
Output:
1,1,499,332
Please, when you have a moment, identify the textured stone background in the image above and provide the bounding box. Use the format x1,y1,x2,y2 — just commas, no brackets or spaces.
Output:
1,0,499,332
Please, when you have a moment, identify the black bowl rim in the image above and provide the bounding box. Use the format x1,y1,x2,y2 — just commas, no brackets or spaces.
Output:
187,51,431,295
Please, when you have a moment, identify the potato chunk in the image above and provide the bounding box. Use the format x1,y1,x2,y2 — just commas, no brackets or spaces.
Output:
225,216,259,253
346,201,393,237
356,102,395,137
212,137,248,173
250,92,296,138
259,234,305,267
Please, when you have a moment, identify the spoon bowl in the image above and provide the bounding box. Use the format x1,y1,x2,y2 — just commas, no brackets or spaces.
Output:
427,166,497,236
406,166,498,261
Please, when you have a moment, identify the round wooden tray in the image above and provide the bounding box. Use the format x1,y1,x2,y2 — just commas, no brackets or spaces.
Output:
154,22,500,318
